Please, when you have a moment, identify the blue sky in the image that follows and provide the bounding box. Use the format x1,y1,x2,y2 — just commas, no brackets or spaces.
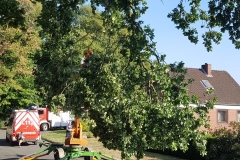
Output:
140,1,240,85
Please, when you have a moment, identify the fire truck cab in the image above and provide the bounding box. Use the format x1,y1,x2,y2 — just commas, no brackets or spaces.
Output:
5,109,41,146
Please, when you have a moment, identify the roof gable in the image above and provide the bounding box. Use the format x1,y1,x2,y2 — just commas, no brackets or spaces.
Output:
185,67,240,105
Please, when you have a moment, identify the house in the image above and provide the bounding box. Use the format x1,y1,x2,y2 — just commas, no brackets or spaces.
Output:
185,63,240,130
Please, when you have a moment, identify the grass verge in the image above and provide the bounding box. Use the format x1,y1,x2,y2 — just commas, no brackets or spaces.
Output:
41,130,185,160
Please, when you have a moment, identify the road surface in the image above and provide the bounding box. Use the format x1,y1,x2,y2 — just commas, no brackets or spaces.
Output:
0,129,56,160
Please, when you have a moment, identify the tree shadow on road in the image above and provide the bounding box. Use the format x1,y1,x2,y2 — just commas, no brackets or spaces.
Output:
0,138,36,147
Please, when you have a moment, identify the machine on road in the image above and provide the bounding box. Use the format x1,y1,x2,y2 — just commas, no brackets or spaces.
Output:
19,116,117,160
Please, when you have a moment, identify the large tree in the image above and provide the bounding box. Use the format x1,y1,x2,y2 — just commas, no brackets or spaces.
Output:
1,0,230,159
168,0,240,51
0,0,42,119
34,0,217,159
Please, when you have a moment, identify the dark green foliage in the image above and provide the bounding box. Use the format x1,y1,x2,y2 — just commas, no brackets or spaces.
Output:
0,0,25,27
34,2,94,109
206,122,240,160
168,0,240,51
151,122,240,160
37,0,86,38
147,142,205,160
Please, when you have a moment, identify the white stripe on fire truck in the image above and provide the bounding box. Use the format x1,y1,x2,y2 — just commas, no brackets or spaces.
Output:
29,112,40,128
14,112,39,131
15,111,39,126
15,112,29,130
15,112,27,128
15,113,39,131
15,112,38,129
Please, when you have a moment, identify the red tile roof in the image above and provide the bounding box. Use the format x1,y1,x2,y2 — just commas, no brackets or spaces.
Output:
185,67,240,105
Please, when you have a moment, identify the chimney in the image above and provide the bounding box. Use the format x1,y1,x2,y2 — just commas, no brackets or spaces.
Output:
201,63,212,76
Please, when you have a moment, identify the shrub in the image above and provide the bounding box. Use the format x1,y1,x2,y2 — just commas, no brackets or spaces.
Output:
147,140,205,160
0,121,6,128
205,122,240,160
148,122,240,160
81,119,90,132
81,119,94,138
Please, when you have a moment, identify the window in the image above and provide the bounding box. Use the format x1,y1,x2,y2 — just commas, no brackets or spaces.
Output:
237,111,240,122
38,110,44,115
201,80,214,89
218,110,227,123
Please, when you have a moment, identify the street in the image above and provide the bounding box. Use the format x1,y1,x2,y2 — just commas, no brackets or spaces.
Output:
0,129,56,160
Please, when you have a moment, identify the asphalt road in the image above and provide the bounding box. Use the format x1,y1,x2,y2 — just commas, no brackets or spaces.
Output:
0,129,57,160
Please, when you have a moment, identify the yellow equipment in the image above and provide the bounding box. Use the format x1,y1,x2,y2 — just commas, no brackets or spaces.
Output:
64,116,88,146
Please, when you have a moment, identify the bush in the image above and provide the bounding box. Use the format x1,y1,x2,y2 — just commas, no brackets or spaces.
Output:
147,141,205,160
0,121,6,128
205,122,240,160
81,119,94,138
81,119,90,132
148,122,240,160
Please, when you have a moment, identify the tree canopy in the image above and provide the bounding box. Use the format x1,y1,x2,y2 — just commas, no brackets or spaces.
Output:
0,0,42,119
33,0,216,159
168,0,240,51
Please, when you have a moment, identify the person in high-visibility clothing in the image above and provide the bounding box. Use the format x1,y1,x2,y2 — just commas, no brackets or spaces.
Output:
66,121,75,138
17,132,25,147
80,50,93,67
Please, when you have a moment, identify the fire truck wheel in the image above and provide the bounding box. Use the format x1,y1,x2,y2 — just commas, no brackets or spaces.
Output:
33,141,38,145
10,136,15,146
41,123,49,131
6,134,9,142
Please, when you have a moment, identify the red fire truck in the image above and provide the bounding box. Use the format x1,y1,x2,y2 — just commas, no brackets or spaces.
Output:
37,107,74,131
5,109,41,146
